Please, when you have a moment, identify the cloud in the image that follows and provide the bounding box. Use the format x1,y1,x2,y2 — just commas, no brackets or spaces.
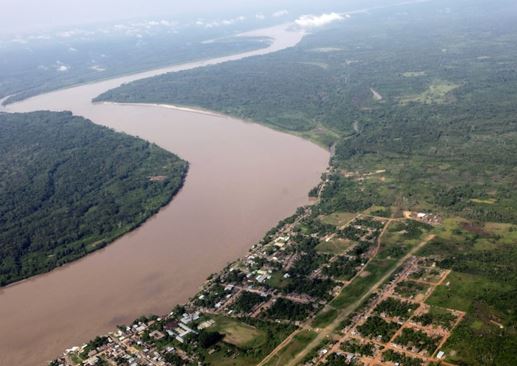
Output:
255,13,265,20
57,65,69,72
57,30,78,38
197,16,246,28
295,13,344,28
160,20,174,26
90,65,106,72
11,38,28,44
272,10,289,17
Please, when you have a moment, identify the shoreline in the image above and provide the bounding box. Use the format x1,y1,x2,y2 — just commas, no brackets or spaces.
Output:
1,23,296,108
0,23,330,366
0,165,190,291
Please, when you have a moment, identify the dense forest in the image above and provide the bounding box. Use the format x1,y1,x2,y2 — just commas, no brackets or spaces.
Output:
94,0,517,363
96,0,517,225
0,29,268,106
0,111,188,286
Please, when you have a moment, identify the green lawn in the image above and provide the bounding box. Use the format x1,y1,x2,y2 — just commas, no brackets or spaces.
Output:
320,212,357,227
426,272,507,313
315,238,353,255
210,316,266,349
267,272,292,290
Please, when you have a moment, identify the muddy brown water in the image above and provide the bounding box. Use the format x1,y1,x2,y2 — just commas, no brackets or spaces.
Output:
0,25,329,365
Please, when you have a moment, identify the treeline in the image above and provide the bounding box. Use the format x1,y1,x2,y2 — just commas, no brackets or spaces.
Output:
1,33,269,106
0,111,188,286
95,0,517,224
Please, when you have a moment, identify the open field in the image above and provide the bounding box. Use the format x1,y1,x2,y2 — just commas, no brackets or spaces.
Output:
210,316,265,349
262,330,317,366
399,80,460,105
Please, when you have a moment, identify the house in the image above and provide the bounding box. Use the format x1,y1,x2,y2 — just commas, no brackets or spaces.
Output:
256,274,267,283
84,357,99,366
198,319,215,330
181,312,200,324
149,330,165,340
164,320,179,332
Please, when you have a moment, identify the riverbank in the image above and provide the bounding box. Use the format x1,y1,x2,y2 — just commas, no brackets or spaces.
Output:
0,24,329,366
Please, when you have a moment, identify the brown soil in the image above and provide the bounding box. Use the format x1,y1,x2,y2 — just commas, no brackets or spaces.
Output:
460,222,489,237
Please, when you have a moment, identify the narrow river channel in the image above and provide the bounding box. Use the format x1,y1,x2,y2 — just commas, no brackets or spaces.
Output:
0,25,329,365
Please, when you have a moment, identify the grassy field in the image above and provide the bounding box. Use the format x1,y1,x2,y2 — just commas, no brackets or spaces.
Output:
262,330,317,366
418,216,517,365
329,258,396,310
266,272,292,290
320,212,357,227
426,272,506,312
210,316,266,349
315,238,353,255
205,316,295,366
399,80,460,105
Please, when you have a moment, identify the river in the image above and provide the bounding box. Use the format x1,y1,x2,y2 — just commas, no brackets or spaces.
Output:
0,24,329,365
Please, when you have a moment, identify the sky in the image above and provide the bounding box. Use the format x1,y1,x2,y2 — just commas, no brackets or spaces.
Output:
0,0,353,35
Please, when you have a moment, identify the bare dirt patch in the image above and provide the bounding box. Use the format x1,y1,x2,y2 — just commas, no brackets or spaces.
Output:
460,222,489,237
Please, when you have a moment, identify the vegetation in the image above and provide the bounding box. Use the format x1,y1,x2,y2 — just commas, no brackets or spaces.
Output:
233,291,267,313
321,353,347,366
97,0,517,225
199,330,224,348
80,336,109,359
1,27,269,105
266,298,313,321
322,256,358,280
413,306,457,330
357,315,399,342
382,350,423,366
205,317,295,366
0,111,188,286
70,0,517,363
395,281,429,299
263,330,317,366
340,339,375,357
394,327,439,354
374,298,419,320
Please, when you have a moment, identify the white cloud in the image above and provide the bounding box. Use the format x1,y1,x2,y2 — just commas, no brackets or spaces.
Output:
57,30,77,38
68,47,77,52
90,65,106,72
255,13,265,20
203,21,219,28
57,65,69,72
28,34,51,41
11,38,28,44
295,13,344,28
272,10,289,17
200,16,246,28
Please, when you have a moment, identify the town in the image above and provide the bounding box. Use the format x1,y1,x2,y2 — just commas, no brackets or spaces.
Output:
51,168,463,366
